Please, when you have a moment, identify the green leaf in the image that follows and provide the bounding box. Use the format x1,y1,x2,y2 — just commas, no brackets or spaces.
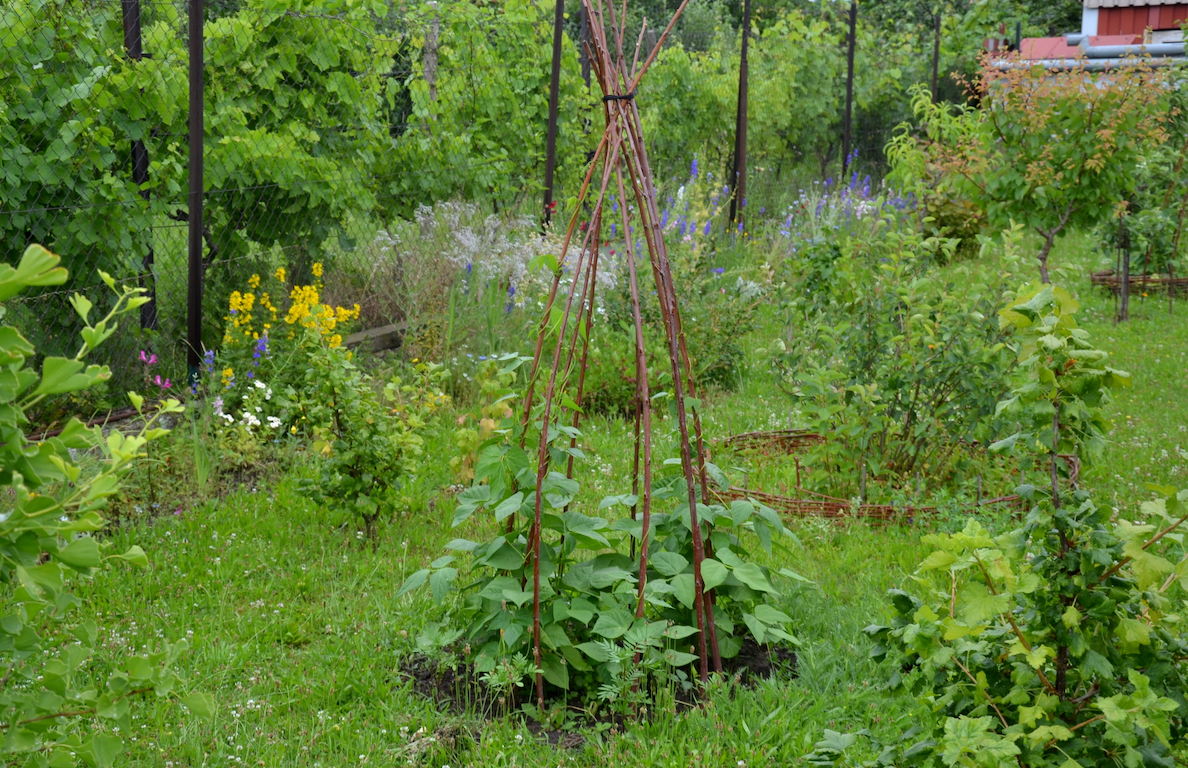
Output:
395,568,430,598
753,604,792,626
663,624,699,640
958,584,1010,625
1115,617,1150,651
732,563,776,593
33,358,108,396
700,558,729,591
0,245,68,301
491,491,524,523
662,649,698,667
670,573,696,608
451,486,490,527
918,550,958,572
113,545,148,567
90,734,123,767
592,608,634,640
742,612,767,643
576,641,610,663
180,692,216,720
540,653,569,690
56,537,102,569
429,568,457,603
649,551,688,577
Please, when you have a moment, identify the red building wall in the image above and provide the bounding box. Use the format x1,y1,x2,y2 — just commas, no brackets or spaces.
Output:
1100,4,1188,36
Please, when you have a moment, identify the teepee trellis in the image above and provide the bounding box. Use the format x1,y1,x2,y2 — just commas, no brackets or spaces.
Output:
512,0,725,709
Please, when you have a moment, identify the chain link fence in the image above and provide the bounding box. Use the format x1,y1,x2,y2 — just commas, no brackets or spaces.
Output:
1,0,898,403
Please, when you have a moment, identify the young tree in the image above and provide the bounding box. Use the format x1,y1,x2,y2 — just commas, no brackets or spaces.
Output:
893,59,1171,282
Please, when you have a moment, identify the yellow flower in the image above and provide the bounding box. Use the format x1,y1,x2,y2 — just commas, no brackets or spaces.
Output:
312,262,324,278
328,334,343,348
248,274,261,289
274,266,286,283
221,367,234,387
290,425,298,435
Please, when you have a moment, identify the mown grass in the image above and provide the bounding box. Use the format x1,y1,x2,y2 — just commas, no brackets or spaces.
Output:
80,229,1187,766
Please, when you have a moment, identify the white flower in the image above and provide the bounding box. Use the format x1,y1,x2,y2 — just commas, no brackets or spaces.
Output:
254,380,267,390
242,412,261,427
267,417,282,429
221,413,234,424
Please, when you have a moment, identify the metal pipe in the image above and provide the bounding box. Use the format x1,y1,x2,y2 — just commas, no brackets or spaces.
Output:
992,56,1185,70
1082,42,1184,58
187,0,204,385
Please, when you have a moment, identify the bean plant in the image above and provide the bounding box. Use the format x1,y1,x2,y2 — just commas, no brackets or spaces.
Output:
399,354,803,711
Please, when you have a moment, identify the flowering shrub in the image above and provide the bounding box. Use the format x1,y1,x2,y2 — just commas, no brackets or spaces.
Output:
204,262,361,462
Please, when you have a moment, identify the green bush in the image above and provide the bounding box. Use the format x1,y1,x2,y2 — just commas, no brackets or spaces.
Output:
810,284,1188,768
0,245,210,765
771,218,1018,498
296,342,444,541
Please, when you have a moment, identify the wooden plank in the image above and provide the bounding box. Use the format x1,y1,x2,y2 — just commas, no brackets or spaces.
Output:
343,322,406,352
1150,7,1162,30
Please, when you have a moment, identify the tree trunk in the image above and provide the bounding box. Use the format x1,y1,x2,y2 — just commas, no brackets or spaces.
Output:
1037,231,1056,284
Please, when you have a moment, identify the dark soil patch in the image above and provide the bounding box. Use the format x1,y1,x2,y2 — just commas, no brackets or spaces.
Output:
397,639,796,746
723,637,798,685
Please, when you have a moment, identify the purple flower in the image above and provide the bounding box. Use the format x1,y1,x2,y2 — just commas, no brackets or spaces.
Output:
712,267,724,275
703,221,712,236
253,335,269,361
610,222,617,238
661,209,670,228
691,156,699,180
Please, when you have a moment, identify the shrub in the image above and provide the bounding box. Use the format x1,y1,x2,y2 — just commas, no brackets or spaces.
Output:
888,59,1172,283
296,343,444,541
771,218,1018,498
810,284,1188,767
0,246,210,765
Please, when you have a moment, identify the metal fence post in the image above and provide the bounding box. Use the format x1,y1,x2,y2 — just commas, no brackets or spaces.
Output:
930,11,942,103
187,0,204,385
542,0,565,229
728,0,751,230
122,0,157,330
842,1,857,176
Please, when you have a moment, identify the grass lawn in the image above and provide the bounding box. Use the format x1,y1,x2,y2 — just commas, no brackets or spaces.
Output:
84,231,1187,766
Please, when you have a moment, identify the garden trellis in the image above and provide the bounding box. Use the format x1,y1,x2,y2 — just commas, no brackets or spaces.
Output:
518,0,725,707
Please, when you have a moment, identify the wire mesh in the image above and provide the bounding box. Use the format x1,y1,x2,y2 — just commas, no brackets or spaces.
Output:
0,0,900,400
